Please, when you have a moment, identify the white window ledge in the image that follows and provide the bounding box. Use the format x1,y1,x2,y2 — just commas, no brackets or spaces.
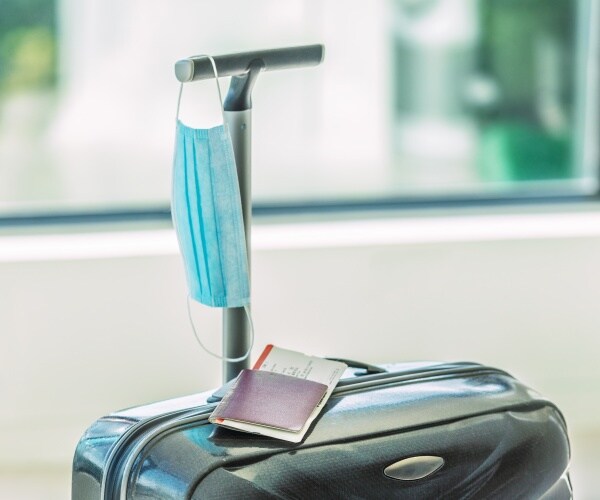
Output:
2,210,600,262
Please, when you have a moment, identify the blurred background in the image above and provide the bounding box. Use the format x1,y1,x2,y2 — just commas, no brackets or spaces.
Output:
0,0,597,211
0,0,598,498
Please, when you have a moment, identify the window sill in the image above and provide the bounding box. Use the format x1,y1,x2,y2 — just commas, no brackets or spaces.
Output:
2,204,600,262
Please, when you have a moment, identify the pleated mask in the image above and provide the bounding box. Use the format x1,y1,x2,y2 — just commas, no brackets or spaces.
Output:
171,56,250,309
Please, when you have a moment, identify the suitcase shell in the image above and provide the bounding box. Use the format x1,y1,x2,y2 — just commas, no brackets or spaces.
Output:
72,361,571,499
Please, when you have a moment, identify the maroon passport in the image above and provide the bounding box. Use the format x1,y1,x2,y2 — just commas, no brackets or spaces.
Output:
210,369,328,432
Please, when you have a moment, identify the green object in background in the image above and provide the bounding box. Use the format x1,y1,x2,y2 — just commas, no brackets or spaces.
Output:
0,0,57,95
477,0,575,185
480,122,572,182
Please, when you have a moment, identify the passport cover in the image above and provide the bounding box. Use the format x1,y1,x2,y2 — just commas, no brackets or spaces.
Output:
210,369,328,432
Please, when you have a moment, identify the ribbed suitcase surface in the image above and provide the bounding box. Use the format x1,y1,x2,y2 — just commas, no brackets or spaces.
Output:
72,361,571,499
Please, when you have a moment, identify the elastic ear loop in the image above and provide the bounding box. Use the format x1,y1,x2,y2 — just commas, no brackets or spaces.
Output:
187,296,255,363
175,54,226,124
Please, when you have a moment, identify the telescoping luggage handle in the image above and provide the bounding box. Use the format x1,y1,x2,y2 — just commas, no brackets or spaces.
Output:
174,45,325,383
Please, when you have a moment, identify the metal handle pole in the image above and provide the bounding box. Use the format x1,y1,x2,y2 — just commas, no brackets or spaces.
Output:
222,109,252,381
220,63,262,383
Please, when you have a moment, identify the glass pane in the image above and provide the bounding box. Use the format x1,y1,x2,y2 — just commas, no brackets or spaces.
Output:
0,0,596,216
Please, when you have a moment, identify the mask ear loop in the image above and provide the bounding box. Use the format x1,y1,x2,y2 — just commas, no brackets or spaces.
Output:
175,54,226,124
176,54,254,363
187,296,255,363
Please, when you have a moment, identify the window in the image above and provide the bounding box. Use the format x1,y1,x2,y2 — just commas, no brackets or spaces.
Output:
0,0,597,218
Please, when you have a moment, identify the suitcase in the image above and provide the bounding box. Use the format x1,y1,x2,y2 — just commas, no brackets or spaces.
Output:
72,360,571,499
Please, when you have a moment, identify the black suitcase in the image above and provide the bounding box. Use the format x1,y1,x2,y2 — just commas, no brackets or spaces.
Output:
72,361,571,499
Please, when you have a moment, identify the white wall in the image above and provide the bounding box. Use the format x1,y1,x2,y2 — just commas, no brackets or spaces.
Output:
1,210,599,483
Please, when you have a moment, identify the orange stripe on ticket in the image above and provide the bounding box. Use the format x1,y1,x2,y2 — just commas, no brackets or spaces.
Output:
253,344,274,369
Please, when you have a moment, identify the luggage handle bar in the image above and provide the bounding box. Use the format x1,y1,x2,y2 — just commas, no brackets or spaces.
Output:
326,358,388,375
174,44,324,83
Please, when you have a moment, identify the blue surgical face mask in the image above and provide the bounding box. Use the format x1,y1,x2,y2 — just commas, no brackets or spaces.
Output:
171,59,250,310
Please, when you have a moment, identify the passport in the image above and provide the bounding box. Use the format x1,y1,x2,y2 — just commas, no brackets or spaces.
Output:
210,369,327,432
209,345,347,442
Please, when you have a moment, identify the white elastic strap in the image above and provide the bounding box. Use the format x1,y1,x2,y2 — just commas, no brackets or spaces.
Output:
175,54,226,123
186,295,255,363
